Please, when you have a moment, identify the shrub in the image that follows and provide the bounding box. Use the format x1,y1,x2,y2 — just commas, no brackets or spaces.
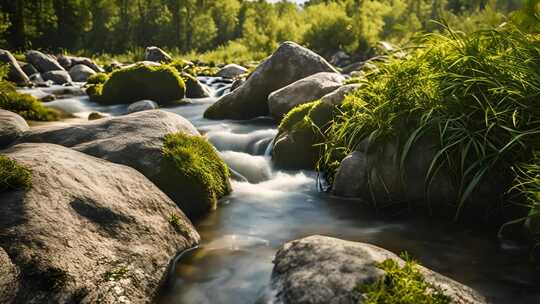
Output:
159,133,231,217
360,255,451,304
90,63,186,105
0,155,32,192
86,72,109,85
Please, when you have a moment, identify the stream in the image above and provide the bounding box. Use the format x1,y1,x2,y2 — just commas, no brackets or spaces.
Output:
20,79,540,304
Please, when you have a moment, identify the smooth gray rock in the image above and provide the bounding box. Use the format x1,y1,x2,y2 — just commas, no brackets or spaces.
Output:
21,62,38,78
69,64,96,82
184,74,211,98
0,110,29,149
127,100,158,113
204,42,338,120
268,72,344,120
19,110,229,217
342,61,364,74
216,64,248,79
265,235,486,304
145,46,172,63
58,54,104,73
26,50,65,73
0,50,30,85
42,70,72,85
320,84,361,105
0,143,199,303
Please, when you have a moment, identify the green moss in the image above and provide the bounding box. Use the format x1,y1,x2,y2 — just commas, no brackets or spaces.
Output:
361,256,451,304
90,63,186,105
159,133,231,217
0,87,59,121
279,101,320,133
86,72,109,85
86,84,103,102
0,155,32,192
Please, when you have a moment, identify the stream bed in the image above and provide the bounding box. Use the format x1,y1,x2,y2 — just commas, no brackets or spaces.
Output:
21,81,540,304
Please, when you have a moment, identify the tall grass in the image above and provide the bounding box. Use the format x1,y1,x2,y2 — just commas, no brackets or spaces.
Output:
320,24,540,222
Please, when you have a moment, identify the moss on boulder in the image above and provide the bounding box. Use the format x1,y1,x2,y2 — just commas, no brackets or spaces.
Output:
0,155,31,192
159,133,231,217
89,63,186,105
86,72,109,85
0,83,59,121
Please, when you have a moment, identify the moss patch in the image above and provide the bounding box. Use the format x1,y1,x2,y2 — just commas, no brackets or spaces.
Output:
159,133,231,217
90,63,186,105
0,155,32,192
361,256,451,304
86,72,109,85
0,87,59,122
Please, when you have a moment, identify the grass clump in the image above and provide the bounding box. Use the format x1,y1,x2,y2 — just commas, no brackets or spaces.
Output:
0,155,32,192
86,72,109,85
160,133,231,217
320,25,540,220
361,255,451,304
90,63,186,105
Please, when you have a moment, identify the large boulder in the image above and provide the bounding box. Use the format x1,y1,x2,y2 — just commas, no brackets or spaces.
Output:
19,110,231,218
145,46,172,63
268,72,344,121
204,42,338,120
216,63,248,79
89,63,185,105
69,64,96,82
0,50,30,85
26,50,64,73
58,54,104,73
127,100,158,114
272,85,360,170
265,235,486,304
0,143,199,303
0,110,29,149
20,62,38,78
42,70,72,85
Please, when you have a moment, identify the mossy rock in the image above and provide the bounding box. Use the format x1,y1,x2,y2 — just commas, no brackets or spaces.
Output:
0,155,31,192
272,100,335,170
0,83,59,121
86,73,109,85
89,64,186,105
158,133,231,218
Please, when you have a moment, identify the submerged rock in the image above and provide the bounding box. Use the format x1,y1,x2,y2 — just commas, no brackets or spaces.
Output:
26,50,64,73
69,64,96,82
20,110,230,218
216,63,248,79
145,46,172,63
42,70,72,85
0,110,29,149
0,143,199,303
265,235,486,304
127,99,158,113
268,72,344,121
204,42,337,120
0,49,30,85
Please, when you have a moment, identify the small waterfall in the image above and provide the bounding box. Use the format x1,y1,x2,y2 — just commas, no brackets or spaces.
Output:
207,129,277,155
219,151,272,184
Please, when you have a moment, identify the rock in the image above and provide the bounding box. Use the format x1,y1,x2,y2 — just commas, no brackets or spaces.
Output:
183,74,211,98
90,63,185,105
26,50,65,73
342,61,364,74
20,110,230,217
145,46,172,63
42,70,72,85
88,112,106,120
0,247,18,303
56,54,72,69
268,72,344,121
105,60,123,72
57,54,104,73
0,143,199,303
266,235,486,304
320,84,361,105
329,50,351,67
21,62,38,77
332,135,511,215
216,64,248,79
69,64,96,82
0,50,30,85
0,110,29,149
127,100,158,113
204,42,338,120
230,78,245,91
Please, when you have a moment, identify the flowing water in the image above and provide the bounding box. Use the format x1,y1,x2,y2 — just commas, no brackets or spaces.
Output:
22,80,540,304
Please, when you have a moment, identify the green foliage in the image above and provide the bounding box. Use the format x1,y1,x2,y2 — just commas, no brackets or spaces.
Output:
0,155,31,192
160,133,230,216
92,64,186,105
361,255,451,304
86,73,109,85
279,101,320,133
321,26,540,219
